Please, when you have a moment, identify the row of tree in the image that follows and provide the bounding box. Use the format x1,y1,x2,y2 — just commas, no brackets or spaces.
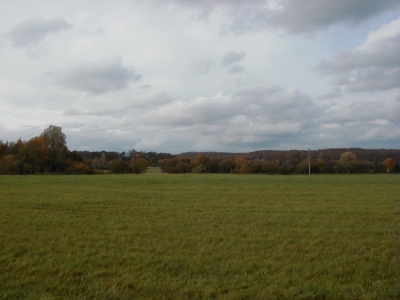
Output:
0,125,398,175
0,126,71,174
0,126,151,175
158,152,398,174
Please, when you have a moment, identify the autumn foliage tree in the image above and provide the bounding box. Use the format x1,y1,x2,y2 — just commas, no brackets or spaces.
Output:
192,154,209,173
382,158,396,173
0,154,24,174
110,159,131,174
130,157,149,174
1,128,399,175
91,152,110,170
40,125,68,172
25,137,48,173
218,158,236,173
159,157,192,173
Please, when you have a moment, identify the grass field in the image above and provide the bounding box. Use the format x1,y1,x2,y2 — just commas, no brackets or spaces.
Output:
1,174,399,299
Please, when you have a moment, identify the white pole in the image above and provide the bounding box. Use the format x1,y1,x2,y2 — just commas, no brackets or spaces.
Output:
308,149,311,176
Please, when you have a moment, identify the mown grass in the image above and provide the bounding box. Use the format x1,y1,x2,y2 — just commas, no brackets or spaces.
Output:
1,174,399,299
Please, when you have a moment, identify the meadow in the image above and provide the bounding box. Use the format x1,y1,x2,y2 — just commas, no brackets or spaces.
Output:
1,174,399,299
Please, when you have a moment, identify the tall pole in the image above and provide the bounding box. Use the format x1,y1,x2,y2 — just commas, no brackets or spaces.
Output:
308,149,311,176
132,148,135,174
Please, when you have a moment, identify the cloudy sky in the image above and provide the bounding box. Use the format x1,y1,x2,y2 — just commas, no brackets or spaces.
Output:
1,0,399,153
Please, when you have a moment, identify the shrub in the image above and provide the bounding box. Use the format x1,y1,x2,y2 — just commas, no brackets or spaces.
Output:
109,159,131,174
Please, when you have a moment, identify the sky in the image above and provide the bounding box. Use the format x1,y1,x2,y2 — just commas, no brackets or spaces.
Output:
0,0,399,154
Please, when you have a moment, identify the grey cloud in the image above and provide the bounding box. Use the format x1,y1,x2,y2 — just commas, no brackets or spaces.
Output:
86,27,107,36
34,92,400,154
346,67,400,92
322,102,379,125
59,120,87,129
7,17,72,47
64,92,175,118
139,86,323,128
317,87,343,100
50,56,142,95
145,0,400,37
265,0,400,34
139,97,236,127
221,50,246,66
316,93,400,149
385,94,400,125
322,94,400,125
138,84,152,89
227,64,245,74
80,107,127,118
315,26,400,93
318,121,399,150
64,107,82,116
132,92,176,109
235,87,323,123
190,59,216,74
64,123,140,152
316,36,399,73
0,125,45,144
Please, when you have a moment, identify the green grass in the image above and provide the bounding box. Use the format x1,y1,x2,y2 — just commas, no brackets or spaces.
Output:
146,167,163,173
1,174,399,299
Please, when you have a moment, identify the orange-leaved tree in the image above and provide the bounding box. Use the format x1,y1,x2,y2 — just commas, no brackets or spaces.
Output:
27,137,48,173
382,158,396,173
192,154,209,173
130,157,149,174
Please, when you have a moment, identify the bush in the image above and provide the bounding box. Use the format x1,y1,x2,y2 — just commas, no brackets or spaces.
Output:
109,160,131,174
132,158,149,174
66,161,94,174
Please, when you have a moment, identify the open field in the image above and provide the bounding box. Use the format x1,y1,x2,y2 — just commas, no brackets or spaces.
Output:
1,174,399,299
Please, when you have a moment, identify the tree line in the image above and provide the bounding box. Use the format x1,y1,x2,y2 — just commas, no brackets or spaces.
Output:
158,151,398,175
0,126,156,175
0,125,398,175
